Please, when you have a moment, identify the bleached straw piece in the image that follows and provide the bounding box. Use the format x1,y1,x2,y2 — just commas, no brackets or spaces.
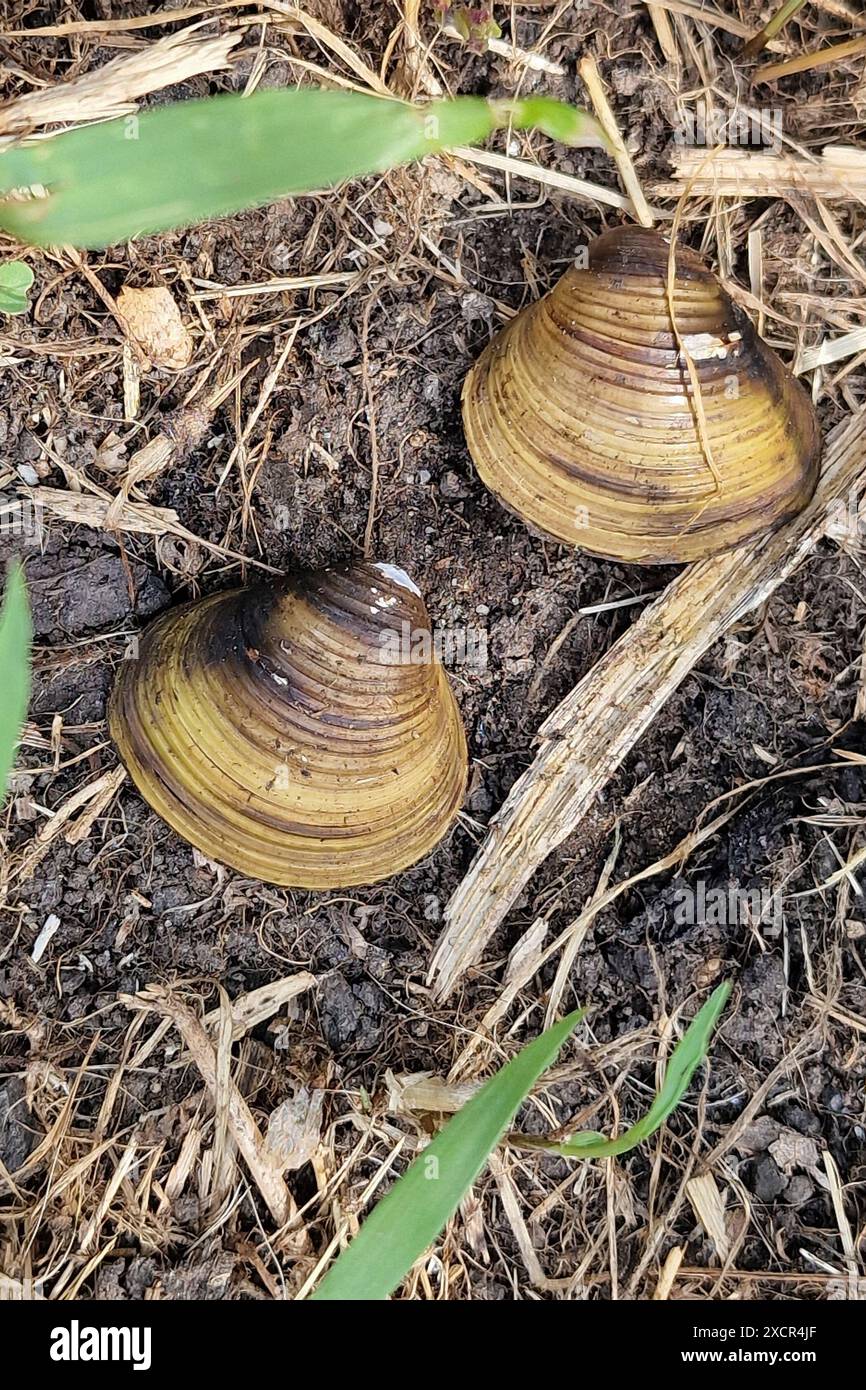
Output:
441,24,565,76
124,985,298,1231
451,145,667,218
0,27,240,136
201,972,316,1040
686,1172,730,1260
578,55,655,227
645,4,680,65
629,0,790,51
755,34,866,85
652,1245,684,1300
797,327,866,374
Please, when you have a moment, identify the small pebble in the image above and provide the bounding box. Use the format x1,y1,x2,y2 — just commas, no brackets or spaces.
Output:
440,470,469,499
751,1153,786,1201
469,787,492,814
784,1174,814,1206
268,242,294,273
460,291,495,324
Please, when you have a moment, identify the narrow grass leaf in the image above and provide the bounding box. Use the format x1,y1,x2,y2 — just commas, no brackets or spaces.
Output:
0,88,606,250
512,981,731,1160
0,564,31,804
311,1006,586,1301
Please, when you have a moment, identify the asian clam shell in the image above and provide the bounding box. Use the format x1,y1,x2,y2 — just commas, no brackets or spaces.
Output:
461,226,821,565
109,562,467,888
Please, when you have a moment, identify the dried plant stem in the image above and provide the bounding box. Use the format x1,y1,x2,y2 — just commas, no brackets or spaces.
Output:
755,33,866,83
633,0,790,51
645,5,679,65
578,56,655,227
201,972,316,1039
124,986,301,1234
28,485,282,574
429,409,866,999
0,25,240,134
742,0,808,59
452,145,660,216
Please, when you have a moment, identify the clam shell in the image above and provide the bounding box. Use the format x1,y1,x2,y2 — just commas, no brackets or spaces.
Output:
462,226,821,564
109,562,467,888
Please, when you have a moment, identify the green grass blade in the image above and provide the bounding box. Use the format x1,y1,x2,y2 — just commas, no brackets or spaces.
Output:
0,261,34,315
512,982,731,1160
310,1007,587,1301
0,88,605,250
0,564,32,804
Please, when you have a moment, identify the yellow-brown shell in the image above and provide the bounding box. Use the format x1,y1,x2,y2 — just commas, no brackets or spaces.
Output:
462,226,821,565
109,562,467,888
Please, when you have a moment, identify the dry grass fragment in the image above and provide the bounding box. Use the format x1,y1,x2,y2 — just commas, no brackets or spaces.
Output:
201,973,316,1040
455,145,666,218
116,286,194,371
488,1151,546,1288
1,766,126,903
631,0,791,51
652,1244,684,1299
686,1171,730,1261
755,34,866,84
122,985,305,1238
27,485,282,574
442,24,565,77
797,327,866,374
103,436,176,529
387,1070,480,1115
0,25,240,135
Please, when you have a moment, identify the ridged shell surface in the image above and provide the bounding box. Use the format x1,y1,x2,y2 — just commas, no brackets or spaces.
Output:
462,226,821,564
109,562,467,888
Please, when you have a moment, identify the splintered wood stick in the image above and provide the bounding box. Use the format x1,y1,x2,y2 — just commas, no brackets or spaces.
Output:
429,409,866,1000
658,146,866,202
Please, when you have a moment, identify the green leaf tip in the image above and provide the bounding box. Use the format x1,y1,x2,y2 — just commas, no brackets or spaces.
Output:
496,96,611,152
513,980,731,1161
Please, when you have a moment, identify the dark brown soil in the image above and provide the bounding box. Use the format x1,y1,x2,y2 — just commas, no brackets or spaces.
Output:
1,0,865,1300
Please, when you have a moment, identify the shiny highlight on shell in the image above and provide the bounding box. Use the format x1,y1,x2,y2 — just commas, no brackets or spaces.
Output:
462,226,821,565
109,562,468,888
